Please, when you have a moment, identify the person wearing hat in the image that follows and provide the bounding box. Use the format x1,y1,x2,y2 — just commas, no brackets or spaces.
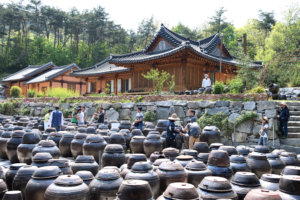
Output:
202,74,211,89
258,116,269,146
166,113,182,148
279,102,290,138
134,107,143,131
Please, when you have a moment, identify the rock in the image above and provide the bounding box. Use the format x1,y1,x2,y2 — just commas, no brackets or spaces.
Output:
233,132,248,143
205,107,229,115
230,101,243,110
157,107,170,119
187,102,198,109
229,113,240,123
195,110,203,118
243,102,256,111
101,103,112,110
265,109,277,118
112,103,122,110
146,105,157,111
199,101,215,108
60,103,70,110
83,102,93,108
122,103,135,109
86,107,97,118
174,106,185,118
156,101,173,107
173,101,187,106
216,101,230,107
257,101,276,111
236,121,253,134
106,108,119,121
119,109,131,120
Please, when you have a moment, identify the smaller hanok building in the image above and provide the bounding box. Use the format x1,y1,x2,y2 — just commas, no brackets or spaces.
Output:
71,58,130,94
2,62,56,97
24,63,85,95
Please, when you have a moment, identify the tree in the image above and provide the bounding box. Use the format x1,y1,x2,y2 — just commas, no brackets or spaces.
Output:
136,17,157,49
207,7,231,34
172,23,199,41
257,10,276,32
142,69,171,94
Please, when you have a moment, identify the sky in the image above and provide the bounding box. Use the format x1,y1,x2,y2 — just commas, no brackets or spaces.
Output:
1,0,298,31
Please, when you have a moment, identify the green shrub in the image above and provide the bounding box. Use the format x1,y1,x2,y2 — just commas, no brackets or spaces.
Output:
46,88,79,98
62,109,70,118
135,96,144,103
249,86,265,94
143,111,157,122
10,86,22,98
27,89,36,98
37,91,44,97
105,83,111,95
235,111,258,126
227,78,244,94
212,81,225,94
20,107,31,115
0,102,16,115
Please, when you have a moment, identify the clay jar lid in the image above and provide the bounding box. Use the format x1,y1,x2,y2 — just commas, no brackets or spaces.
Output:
279,175,300,195
54,175,83,186
163,182,199,200
104,144,124,153
9,163,28,171
181,149,198,157
75,171,94,181
237,146,250,155
209,143,223,150
266,153,279,160
109,133,125,143
280,152,297,158
98,124,108,130
75,155,95,163
261,174,281,183
117,180,152,200
156,120,168,128
193,142,209,153
163,148,180,157
32,166,61,179
49,132,63,137
48,159,70,168
281,166,300,176
85,135,104,143
127,154,147,169
231,172,260,187
61,133,75,138
146,134,160,140
218,146,238,156
159,161,184,171
148,130,160,135
1,131,12,138
248,152,268,160
272,149,286,156
38,140,56,147
207,150,230,167
77,127,87,133
16,165,38,176
96,168,120,181
176,155,193,161
131,136,145,141
86,127,96,134
11,130,25,138
230,155,246,163
74,133,88,140
153,158,170,167
131,129,143,136
120,120,131,125
254,145,270,153
131,161,153,173
199,176,232,192
22,132,40,144
185,160,207,171
244,189,282,200
33,152,53,162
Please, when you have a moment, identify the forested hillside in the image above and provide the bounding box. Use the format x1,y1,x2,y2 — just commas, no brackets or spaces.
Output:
0,1,299,86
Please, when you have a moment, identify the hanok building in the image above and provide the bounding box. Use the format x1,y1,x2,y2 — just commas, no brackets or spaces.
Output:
72,24,242,94
2,62,56,97
24,63,85,95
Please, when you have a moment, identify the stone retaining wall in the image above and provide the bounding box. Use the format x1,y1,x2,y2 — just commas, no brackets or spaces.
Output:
16,99,281,147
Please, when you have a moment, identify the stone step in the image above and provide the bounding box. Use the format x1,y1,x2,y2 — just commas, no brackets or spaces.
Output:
280,138,300,146
290,116,300,121
287,102,300,107
289,106,300,111
280,144,300,154
288,121,300,126
287,133,300,138
288,127,300,133
290,111,300,116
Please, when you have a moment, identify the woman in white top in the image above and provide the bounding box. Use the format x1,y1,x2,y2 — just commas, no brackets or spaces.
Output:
202,74,211,88
77,109,85,126
258,117,269,146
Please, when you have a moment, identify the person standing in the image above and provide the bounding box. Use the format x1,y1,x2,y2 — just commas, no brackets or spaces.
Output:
182,121,201,149
166,113,182,148
95,107,105,124
258,117,269,146
71,107,79,125
188,109,197,123
77,109,85,126
134,107,143,131
82,106,88,124
202,74,211,89
44,110,52,130
279,102,290,139
50,107,64,132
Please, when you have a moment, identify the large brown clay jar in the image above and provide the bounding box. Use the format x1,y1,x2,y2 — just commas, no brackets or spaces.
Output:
157,182,200,200
71,155,99,176
32,140,61,159
71,133,88,158
0,131,12,159
244,189,282,200
83,135,107,163
59,133,74,157
5,163,27,190
17,132,40,164
143,134,163,157
6,130,25,163
247,152,272,178
130,136,145,154
116,180,153,200
102,144,126,168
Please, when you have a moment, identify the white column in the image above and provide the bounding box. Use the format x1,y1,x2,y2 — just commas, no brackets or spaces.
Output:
117,79,121,93
128,78,132,90
110,80,114,93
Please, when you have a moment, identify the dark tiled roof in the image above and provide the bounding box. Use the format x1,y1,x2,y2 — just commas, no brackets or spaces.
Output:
25,63,80,84
110,24,239,65
2,62,56,82
70,58,130,77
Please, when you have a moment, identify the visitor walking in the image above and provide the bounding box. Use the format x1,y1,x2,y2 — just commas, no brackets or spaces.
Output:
202,74,211,89
50,107,64,132
182,121,201,149
44,109,52,130
279,102,290,139
95,107,105,124
77,109,85,126
258,117,269,146
166,113,182,148
134,107,143,131
188,109,197,123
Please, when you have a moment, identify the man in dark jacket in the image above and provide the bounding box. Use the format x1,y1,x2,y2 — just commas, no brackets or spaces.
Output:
166,113,182,148
50,107,64,132
279,102,290,138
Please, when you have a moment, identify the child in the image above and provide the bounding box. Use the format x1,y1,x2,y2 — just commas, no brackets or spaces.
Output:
258,117,269,146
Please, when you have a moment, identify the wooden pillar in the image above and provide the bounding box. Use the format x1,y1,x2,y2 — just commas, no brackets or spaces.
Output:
79,79,82,95
114,76,118,95
182,57,187,91
37,83,40,92
50,81,52,89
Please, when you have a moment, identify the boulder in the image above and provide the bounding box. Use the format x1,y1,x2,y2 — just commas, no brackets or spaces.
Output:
187,102,199,109
236,121,253,134
112,103,122,110
156,101,173,107
265,109,277,118
60,103,70,110
86,107,97,118
122,103,135,109
157,107,171,119
199,101,215,108
173,101,187,106
230,101,243,110
101,103,112,110
216,101,230,107
243,101,256,111
174,106,186,118
257,101,276,111
233,132,248,143
106,108,119,121
119,109,131,120
205,107,229,115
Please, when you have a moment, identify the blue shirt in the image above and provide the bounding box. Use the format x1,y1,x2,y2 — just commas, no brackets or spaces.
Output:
190,116,196,123
166,120,179,139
